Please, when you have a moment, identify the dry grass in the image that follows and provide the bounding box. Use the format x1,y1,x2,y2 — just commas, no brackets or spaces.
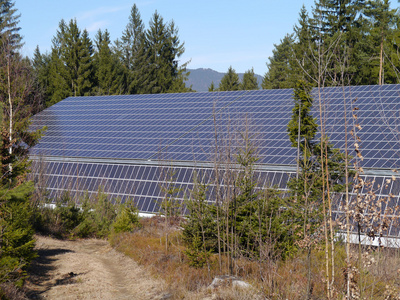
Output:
109,217,400,299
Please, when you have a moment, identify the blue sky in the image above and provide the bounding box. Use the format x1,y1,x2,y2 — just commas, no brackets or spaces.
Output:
15,1,399,76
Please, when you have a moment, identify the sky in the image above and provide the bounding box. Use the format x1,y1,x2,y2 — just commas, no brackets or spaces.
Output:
14,1,399,76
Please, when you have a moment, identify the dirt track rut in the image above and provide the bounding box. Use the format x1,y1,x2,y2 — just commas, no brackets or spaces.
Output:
26,235,167,300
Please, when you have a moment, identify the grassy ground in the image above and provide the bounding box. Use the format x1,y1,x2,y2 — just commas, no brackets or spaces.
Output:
109,216,400,299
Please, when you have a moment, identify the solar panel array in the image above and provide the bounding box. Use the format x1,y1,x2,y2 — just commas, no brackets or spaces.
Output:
30,85,400,169
29,84,400,236
30,160,293,214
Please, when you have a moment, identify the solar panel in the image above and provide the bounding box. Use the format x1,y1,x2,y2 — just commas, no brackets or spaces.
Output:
31,85,400,169
29,84,400,236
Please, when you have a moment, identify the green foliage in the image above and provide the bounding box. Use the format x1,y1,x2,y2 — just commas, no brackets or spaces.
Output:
262,34,297,89
45,19,94,107
34,4,190,104
286,80,349,245
93,29,125,95
0,182,36,283
183,173,218,252
265,0,400,87
183,134,294,259
111,200,141,234
208,81,216,92
33,188,143,239
0,2,42,287
0,0,22,51
184,235,211,268
287,80,318,154
218,66,240,91
240,68,259,90
75,190,117,238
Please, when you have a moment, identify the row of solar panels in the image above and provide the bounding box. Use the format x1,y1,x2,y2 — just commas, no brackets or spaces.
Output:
30,159,400,237
30,85,400,170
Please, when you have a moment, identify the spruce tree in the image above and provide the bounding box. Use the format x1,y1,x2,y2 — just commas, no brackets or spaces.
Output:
94,30,125,95
218,66,240,91
208,81,216,92
240,68,259,90
292,6,318,83
119,4,144,71
0,0,22,51
116,4,145,94
262,34,297,89
76,29,94,96
32,46,51,104
46,19,94,106
287,80,348,242
146,12,174,93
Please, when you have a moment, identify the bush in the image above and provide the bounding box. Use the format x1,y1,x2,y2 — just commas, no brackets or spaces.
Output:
0,182,36,286
33,192,83,238
111,201,141,234
73,190,117,238
33,188,142,239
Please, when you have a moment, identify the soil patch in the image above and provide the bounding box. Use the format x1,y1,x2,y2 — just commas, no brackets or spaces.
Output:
25,235,167,300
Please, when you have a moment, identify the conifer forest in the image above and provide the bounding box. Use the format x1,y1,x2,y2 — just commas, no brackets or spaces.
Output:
2,0,400,299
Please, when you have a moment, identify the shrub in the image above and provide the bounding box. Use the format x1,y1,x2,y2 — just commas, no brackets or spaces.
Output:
111,200,141,234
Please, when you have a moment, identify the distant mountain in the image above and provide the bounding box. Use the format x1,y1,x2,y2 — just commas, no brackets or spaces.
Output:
185,68,264,92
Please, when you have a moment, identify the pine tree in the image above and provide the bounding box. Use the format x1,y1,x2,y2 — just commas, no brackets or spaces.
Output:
218,66,240,91
208,81,216,92
0,0,22,51
240,68,259,90
94,29,125,95
46,19,94,106
116,4,145,94
312,0,366,84
262,34,297,89
292,6,318,83
32,46,51,104
145,12,186,93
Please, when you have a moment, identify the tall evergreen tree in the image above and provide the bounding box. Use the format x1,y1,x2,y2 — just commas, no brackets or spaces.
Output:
219,66,240,91
118,4,144,71
32,46,50,104
0,0,22,50
144,12,187,93
240,68,259,90
312,0,366,84
116,4,145,94
292,6,318,84
262,34,297,89
94,29,125,95
46,19,94,106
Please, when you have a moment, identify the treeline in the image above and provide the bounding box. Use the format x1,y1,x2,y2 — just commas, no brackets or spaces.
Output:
263,0,400,89
34,4,191,108
209,66,260,91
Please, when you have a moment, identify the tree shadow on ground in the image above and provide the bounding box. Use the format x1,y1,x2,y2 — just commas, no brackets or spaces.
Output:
24,247,76,299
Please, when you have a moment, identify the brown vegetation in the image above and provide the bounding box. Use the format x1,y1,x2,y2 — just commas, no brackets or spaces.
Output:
109,217,400,299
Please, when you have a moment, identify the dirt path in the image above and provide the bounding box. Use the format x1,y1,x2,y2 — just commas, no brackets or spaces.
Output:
25,235,168,300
